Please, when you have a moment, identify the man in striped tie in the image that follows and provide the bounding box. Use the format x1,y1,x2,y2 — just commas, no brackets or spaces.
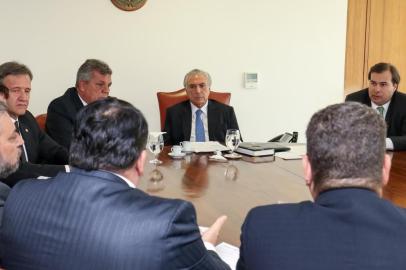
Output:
164,69,240,145
346,62,406,151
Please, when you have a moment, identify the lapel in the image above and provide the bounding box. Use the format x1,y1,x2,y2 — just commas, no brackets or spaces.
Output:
70,87,85,111
207,100,217,140
17,114,36,161
385,91,398,129
182,101,192,140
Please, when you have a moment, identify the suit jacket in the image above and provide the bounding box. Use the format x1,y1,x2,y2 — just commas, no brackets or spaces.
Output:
164,99,240,145
237,188,406,270
0,182,10,225
0,169,230,270
46,87,84,149
0,111,67,187
346,89,406,150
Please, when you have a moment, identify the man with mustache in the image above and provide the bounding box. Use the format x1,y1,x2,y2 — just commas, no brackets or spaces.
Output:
346,62,406,150
164,69,240,145
0,62,68,187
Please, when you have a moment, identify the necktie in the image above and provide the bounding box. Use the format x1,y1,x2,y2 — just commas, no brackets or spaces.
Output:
376,106,384,117
14,120,28,162
195,109,205,142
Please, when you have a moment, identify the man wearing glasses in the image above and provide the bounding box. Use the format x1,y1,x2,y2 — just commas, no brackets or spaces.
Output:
164,69,240,145
346,62,406,150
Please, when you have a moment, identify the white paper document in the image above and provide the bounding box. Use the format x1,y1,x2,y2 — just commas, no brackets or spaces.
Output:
216,242,240,270
275,151,302,160
275,143,306,160
189,141,229,153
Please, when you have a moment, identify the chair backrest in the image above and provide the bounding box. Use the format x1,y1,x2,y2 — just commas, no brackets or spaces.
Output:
156,89,231,131
35,113,47,131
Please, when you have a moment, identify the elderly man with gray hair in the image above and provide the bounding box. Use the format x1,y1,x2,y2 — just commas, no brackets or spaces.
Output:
164,68,240,145
46,59,112,149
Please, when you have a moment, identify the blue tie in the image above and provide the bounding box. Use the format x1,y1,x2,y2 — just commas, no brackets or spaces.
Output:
195,109,205,142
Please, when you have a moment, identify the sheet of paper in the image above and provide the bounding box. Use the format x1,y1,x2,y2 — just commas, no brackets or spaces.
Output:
275,151,303,160
189,141,229,153
216,242,240,270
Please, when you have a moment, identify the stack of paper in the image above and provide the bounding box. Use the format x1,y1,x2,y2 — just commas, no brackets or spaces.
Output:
189,141,229,152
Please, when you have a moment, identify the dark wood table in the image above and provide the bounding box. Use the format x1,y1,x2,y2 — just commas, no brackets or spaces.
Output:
138,147,406,246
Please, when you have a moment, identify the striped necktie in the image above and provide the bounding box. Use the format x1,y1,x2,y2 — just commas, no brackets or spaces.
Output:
376,106,384,117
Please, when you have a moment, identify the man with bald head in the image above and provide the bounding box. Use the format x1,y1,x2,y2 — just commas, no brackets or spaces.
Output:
164,69,240,145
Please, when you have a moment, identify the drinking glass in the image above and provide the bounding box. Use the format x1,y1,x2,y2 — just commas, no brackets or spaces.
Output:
225,129,241,157
148,133,164,164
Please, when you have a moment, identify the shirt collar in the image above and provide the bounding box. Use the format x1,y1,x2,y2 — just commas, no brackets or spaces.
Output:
371,100,390,112
190,100,208,115
101,170,136,188
77,91,88,106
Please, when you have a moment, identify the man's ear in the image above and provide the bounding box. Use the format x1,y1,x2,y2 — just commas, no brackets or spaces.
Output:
302,154,313,187
135,150,147,177
382,153,392,186
77,80,86,92
303,154,318,199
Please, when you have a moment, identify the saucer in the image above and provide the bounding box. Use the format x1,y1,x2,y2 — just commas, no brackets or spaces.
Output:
168,152,186,159
181,150,194,154
224,153,242,159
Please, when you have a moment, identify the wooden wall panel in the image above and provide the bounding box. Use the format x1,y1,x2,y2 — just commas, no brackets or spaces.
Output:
345,0,406,95
367,0,406,92
344,0,368,95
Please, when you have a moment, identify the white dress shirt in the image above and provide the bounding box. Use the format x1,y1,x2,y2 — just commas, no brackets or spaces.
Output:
190,101,209,142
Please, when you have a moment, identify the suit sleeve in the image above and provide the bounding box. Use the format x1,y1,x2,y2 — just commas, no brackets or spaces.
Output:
37,128,68,165
236,209,253,270
164,201,230,270
0,182,10,225
389,122,406,150
46,101,74,150
228,107,242,141
1,162,65,187
228,107,240,130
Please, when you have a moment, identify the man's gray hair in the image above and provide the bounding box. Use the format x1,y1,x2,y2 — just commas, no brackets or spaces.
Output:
183,69,212,88
306,102,386,194
75,59,112,87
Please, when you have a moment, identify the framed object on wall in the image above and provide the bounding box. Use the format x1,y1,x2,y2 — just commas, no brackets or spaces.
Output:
111,0,147,12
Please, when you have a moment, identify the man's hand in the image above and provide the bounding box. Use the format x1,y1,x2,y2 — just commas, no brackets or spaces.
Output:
202,215,227,245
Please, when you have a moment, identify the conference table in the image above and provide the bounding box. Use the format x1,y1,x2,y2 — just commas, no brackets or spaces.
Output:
138,147,406,246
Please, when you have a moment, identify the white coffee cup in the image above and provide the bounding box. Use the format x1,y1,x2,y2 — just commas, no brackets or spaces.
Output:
180,141,192,152
171,145,182,155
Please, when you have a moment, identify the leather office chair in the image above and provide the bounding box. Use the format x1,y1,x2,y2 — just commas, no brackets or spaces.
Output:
156,89,231,131
35,113,47,131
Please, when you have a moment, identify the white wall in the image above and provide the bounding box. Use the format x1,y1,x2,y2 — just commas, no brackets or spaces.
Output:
0,0,347,142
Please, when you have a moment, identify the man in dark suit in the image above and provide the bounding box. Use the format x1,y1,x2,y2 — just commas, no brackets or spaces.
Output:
1,97,230,270
237,102,406,270
346,62,406,150
46,59,112,149
0,100,24,224
0,62,68,187
164,69,239,145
